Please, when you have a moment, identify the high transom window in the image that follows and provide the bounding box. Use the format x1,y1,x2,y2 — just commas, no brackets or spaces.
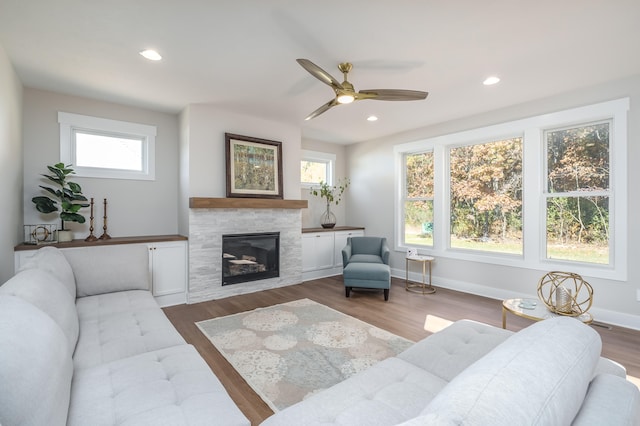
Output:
59,112,156,180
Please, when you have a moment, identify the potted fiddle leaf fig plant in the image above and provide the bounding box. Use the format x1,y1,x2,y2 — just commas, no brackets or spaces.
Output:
310,178,350,228
32,163,89,242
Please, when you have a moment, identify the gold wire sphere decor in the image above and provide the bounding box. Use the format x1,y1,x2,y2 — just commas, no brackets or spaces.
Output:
537,271,594,316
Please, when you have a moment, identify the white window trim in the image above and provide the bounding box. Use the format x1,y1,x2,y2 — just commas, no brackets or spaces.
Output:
301,149,336,188
59,112,156,181
394,98,629,281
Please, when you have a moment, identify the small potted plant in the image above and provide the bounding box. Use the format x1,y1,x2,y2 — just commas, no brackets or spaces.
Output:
32,163,89,242
310,178,350,228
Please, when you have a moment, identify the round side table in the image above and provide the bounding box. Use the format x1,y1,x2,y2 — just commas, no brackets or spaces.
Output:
405,255,435,294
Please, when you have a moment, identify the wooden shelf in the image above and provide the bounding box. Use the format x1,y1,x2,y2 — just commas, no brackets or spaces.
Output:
302,226,365,233
15,234,187,251
189,197,308,209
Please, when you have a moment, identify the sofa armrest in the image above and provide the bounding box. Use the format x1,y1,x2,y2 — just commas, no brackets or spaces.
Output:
342,242,352,267
381,239,390,265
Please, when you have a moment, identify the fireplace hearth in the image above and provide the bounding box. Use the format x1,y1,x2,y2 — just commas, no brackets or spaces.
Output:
222,232,280,285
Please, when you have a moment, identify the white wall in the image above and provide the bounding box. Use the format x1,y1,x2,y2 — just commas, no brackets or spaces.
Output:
0,44,23,282
181,104,301,200
22,89,180,239
346,74,640,329
300,138,350,229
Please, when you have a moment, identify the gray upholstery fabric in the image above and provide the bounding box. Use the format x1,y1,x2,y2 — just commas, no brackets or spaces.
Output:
0,295,73,426
0,268,79,354
261,357,448,426
75,288,162,321
418,317,602,425
342,236,390,267
572,373,640,426
4,245,250,426
18,246,76,298
343,262,391,285
397,319,512,382
68,344,250,426
63,244,150,296
73,291,186,369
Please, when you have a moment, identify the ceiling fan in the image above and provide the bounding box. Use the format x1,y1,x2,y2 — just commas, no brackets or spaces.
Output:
297,58,429,121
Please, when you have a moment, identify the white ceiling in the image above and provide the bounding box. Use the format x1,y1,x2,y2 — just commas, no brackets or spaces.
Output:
1,0,639,144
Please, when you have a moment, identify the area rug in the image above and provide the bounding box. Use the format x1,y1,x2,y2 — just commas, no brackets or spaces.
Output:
196,298,414,412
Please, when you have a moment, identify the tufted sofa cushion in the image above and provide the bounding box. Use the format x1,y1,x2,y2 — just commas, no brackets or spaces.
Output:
0,295,73,426
397,319,512,382
68,344,249,426
73,290,186,369
0,268,79,354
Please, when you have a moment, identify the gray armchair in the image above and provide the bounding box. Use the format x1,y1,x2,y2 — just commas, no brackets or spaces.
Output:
342,237,391,301
342,236,390,267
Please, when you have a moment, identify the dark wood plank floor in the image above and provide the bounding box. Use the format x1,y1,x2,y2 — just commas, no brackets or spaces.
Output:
163,276,640,426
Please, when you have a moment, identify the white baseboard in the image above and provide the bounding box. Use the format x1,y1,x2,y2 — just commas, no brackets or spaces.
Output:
392,267,640,331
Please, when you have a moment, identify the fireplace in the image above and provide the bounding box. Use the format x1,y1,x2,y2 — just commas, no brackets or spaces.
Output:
222,232,280,285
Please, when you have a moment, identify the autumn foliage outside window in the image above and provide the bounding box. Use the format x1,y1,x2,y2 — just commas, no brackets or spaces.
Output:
449,138,523,254
545,121,610,264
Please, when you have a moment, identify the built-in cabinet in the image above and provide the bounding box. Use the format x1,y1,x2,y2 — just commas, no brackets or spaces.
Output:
301,227,364,281
14,235,188,307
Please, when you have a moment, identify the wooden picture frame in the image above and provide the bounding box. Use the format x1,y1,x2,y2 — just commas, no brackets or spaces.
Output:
225,133,283,199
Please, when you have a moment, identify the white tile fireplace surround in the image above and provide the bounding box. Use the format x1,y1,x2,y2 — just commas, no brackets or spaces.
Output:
188,198,308,302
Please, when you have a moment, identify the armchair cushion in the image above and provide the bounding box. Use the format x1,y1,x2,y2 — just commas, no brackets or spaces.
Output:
342,237,390,267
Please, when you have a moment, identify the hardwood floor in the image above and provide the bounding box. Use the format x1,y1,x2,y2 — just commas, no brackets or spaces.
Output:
163,276,640,425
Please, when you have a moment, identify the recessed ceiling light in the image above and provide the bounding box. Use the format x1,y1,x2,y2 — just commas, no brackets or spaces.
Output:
139,49,162,61
367,115,378,122
483,76,500,85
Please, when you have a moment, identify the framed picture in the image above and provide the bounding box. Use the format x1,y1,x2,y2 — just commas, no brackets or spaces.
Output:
225,133,283,199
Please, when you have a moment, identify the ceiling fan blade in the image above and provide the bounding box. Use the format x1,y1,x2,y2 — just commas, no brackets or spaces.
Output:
358,89,429,101
297,58,343,91
304,99,339,121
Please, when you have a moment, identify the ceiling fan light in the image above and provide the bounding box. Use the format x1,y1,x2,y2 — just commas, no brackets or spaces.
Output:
483,76,500,85
337,94,355,104
139,49,162,61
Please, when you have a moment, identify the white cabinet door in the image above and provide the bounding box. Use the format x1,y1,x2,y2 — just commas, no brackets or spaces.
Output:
334,230,365,267
302,233,335,272
148,241,187,297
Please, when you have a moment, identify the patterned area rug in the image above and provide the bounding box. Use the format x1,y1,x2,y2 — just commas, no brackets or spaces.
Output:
196,298,414,412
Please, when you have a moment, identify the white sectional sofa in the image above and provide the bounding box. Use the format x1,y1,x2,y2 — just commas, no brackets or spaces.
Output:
262,317,640,426
0,245,249,426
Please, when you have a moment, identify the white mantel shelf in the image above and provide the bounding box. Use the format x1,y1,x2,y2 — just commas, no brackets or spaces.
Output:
189,197,308,209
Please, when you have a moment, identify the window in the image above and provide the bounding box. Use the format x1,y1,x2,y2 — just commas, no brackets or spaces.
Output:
403,151,434,247
544,121,611,264
449,137,523,255
59,112,156,180
394,98,628,281
301,150,335,187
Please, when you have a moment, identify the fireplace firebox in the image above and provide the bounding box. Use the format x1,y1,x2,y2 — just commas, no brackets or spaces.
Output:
222,232,280,285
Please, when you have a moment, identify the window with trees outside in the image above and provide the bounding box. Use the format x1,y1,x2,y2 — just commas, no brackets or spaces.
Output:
404,151,434,246
545,121,610,264
449,137,523,254
394,98,628,281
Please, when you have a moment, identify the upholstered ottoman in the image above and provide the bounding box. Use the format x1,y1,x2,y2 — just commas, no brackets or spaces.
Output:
343,262,391,301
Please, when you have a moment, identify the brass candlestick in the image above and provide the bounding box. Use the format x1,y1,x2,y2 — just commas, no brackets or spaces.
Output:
84,198,98,242
98,198,112,240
